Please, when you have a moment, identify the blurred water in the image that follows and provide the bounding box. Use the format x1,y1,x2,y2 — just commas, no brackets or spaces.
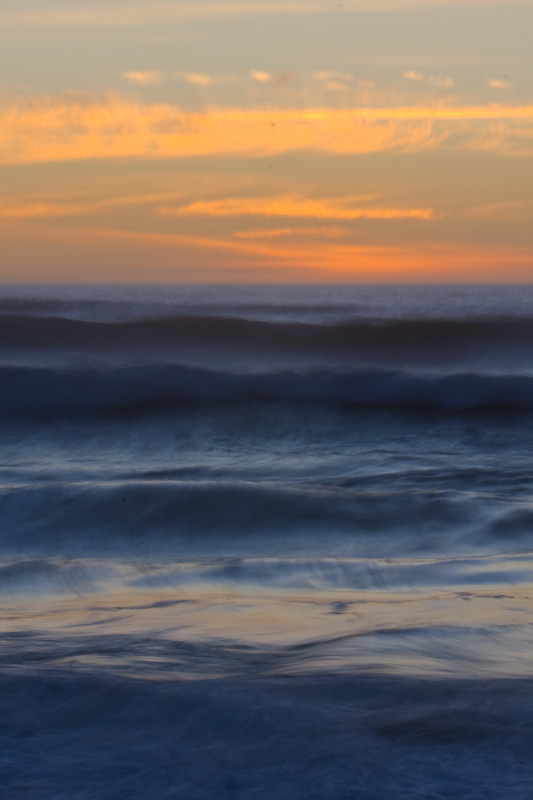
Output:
2,284,533,798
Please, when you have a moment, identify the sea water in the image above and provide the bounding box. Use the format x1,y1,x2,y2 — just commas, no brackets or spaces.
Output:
2,283,533,799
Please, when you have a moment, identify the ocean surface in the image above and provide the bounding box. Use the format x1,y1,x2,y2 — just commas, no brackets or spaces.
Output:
2,283,533,799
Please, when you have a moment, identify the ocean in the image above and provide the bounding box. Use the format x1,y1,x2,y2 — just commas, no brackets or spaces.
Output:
2,283,533,799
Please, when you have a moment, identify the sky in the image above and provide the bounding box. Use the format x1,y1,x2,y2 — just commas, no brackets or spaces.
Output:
1,0,532,282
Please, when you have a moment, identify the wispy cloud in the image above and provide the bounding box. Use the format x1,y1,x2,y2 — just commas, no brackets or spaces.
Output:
2,1,530,28
487,78,512,90
98,191,188,207
92,228,533,282
315,71,354,82
314,71,355,94
250,70,272,83
158,196,434,220
175,72,241,86
183,73,212,86
403,71,454,89
462,122,533,156
427,76,454,89
2,96,533,166
0,192,193,219
0,202,86,218
123,71,164,86
403,71,424,82
233,227,347,239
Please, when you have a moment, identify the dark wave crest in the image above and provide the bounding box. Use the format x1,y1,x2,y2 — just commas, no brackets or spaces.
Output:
0,478,480,557
3,363,533,415
2,313,533,367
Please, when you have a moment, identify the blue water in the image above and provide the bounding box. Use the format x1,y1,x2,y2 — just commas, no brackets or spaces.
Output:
2,284,533,799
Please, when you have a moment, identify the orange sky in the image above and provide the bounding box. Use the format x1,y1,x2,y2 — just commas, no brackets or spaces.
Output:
1,0,532,281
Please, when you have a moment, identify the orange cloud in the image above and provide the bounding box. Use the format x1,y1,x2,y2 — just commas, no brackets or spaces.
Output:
3,217,531,283
233,227,347,239
315,71,354,82
183,73,212,86
159,196,434,220
3,96,533,166
487,79,512,90
0,202,86,218
403,71,424,82
95,227,302,263
92,228,533,282
250,70,272,83
0,194,189,217
123,71,164,86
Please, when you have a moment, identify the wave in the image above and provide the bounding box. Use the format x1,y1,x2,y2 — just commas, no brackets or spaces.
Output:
3,363,533,415
130,552,533,594
0,478,478,557
2,552,532,597
3,313,533,367
0,476,514,559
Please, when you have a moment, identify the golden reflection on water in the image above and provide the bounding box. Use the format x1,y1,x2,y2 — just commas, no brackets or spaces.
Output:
2,578,533,679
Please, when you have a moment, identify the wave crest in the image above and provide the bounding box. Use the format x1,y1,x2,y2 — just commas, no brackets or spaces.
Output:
2,363,533,414
2,313,533,367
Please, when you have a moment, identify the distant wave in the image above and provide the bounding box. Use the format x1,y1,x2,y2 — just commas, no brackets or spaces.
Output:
3,363,533,415
2,313,533,367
